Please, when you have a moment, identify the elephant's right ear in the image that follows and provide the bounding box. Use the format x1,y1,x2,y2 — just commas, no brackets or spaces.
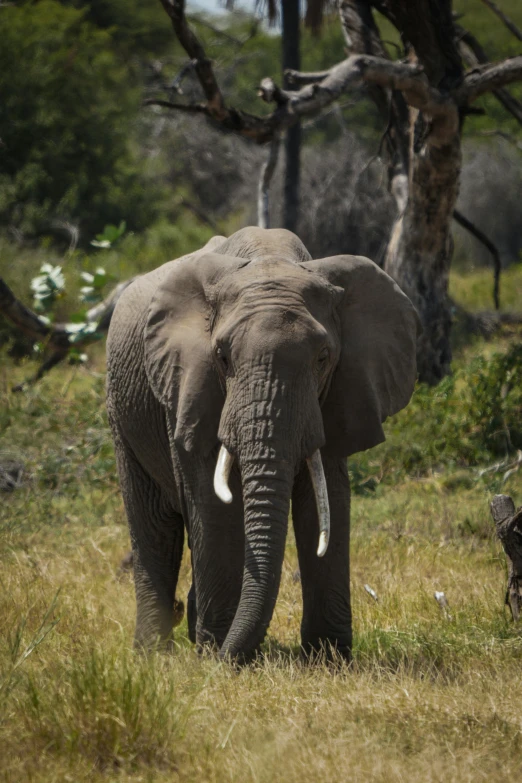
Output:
144,252,246,455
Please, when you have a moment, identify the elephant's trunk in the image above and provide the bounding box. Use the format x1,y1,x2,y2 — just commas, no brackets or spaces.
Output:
214,444,330,557
216,366,326,660
218,449,293,661
216,365,326,661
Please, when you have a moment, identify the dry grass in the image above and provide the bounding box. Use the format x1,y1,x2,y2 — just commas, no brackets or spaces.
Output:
2,352,522,782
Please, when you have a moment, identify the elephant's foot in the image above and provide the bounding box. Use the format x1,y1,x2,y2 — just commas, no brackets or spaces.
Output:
300,630,352,668
195,627,227,655
133,631,176,655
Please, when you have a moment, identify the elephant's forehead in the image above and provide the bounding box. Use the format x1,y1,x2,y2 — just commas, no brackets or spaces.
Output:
220,258,327,301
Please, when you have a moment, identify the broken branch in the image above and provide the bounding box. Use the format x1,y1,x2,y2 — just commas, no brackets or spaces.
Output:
457,56,522,104
458,26,522,126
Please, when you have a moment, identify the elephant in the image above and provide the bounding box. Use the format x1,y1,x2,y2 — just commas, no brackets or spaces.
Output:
106,226,418,662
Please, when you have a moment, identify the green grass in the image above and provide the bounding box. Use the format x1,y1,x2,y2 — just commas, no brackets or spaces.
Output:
2,264,522,781
450,262,522,313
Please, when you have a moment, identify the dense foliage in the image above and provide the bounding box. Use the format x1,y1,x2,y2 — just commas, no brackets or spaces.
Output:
0,1,163,239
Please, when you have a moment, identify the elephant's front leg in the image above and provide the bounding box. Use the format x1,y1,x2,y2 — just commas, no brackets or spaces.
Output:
292,454,352,661
180,453,245,651
115,443,185,651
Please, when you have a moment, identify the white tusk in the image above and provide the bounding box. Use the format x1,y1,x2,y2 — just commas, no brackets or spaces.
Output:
306,450,330,557
214,445,234,504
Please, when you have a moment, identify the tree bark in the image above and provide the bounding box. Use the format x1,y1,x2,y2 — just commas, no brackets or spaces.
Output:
384,132,461,384
490,494,522,622
282,0,301,233
257,135,281,228
339,0,463,384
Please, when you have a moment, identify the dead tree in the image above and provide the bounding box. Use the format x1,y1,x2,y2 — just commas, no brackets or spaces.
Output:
490,494,522,622
150,0,522,384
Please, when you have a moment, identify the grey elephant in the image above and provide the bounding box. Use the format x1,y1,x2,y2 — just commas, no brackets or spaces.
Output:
106,227,418,662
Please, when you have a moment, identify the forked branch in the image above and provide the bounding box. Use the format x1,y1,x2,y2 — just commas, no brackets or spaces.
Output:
457,57,522,103
153,1,522,147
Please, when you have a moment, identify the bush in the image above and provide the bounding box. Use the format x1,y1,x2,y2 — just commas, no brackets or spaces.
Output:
351,340,522,491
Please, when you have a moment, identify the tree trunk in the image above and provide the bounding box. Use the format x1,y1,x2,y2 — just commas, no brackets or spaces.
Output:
338,0,464,385
490,494,522,622
282,0,301,233
384,131,461,385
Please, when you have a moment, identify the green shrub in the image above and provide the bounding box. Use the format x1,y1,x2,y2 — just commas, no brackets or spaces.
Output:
351,341,522,492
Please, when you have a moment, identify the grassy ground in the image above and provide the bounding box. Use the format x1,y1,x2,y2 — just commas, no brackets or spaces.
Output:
2,264,522,782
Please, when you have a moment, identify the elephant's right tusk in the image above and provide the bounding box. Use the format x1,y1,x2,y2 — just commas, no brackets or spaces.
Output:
214,445,234,504
306,450,330,557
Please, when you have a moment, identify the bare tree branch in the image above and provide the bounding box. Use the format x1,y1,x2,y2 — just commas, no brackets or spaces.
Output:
337,1,410,201
285,69,331,86
144,98,208,113
479,0,522,42
257,78,290,106
257,135,280,229
457,56,522,104
0,278,69,351
457,26,522,125
151,0,522,152
12,350,69,393
476,128,522,150
159,0,226,113
453,209,501,310
169,58,198,94
281,56,451,117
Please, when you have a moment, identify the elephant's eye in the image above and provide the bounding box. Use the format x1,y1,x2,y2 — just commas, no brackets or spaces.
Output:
215,346,229,373
318,347,329,366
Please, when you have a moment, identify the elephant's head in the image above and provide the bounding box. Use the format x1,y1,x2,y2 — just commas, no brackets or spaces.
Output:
144,228,418,660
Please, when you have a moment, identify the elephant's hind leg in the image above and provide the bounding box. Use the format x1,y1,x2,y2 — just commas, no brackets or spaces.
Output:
115,440,185,651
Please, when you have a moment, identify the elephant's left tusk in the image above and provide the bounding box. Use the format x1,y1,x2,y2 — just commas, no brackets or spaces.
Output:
306,450,330,557
214,445,234,504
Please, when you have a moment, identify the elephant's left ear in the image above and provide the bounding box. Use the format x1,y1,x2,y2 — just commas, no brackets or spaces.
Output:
302,255,420,457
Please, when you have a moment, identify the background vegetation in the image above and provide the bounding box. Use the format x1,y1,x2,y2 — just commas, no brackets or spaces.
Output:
2,1,522,781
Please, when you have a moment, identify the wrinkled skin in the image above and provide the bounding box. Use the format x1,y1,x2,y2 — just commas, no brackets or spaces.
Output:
107,227,418,662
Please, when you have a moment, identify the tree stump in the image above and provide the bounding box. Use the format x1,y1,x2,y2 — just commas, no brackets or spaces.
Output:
490,494,522,621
